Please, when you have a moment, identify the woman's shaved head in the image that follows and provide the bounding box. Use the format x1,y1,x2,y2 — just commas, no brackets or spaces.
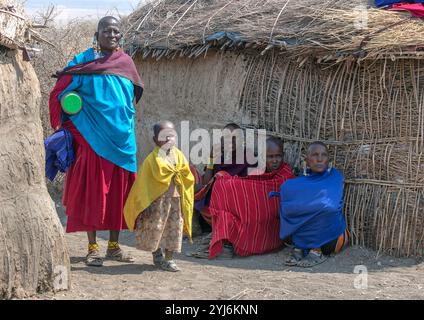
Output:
307,141,328,156
97,16,120,31
95,16,122,54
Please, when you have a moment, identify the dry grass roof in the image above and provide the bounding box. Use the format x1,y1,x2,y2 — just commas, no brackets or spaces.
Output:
125,0,424,61
0,0,28,49
1,0,53,52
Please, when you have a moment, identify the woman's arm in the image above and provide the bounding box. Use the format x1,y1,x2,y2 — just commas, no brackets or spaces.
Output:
48,74,73,130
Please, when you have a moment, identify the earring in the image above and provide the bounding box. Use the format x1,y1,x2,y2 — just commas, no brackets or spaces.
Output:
93,36,100,59
119,37,124,49
302,161,309,176
327,162,333,172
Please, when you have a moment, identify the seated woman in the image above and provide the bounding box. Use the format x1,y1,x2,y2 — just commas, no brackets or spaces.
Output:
192,137,294,259
194,123,255,228
279,141,349,267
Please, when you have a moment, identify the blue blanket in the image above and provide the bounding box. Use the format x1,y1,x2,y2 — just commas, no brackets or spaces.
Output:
58,48,137,172
278,168,346,250
44,128,75,181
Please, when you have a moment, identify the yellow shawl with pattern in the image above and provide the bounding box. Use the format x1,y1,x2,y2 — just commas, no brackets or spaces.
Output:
124,146,194,240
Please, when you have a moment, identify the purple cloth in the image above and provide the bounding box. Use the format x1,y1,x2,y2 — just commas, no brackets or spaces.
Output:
57,49,144,103
44,128,75,181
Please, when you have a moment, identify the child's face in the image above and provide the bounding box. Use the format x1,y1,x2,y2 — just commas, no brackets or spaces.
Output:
266,144,283,172
154,127,177,151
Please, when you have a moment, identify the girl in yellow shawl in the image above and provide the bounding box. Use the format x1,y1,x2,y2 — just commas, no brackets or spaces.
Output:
124,121,194,272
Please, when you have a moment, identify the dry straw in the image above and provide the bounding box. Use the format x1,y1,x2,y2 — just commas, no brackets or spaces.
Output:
125,0,424,61
0,0,54,51
0,0,28,49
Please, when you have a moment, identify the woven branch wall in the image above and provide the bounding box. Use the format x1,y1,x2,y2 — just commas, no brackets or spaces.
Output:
241,51,424,257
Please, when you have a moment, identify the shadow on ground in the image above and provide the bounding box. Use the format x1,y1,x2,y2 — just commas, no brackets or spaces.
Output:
70,263,157,275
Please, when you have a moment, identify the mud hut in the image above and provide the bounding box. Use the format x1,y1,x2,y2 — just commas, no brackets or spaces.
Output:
125,0,424,257
0,0,70,298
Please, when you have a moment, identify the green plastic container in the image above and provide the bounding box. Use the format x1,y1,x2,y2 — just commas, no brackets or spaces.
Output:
61,91,82,115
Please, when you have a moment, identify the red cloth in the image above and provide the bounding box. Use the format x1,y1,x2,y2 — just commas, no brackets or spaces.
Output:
193,169,232,225
49,74,136,232
49,74,72,129
208,164,295,258
389,3,424,17
62,121,136,232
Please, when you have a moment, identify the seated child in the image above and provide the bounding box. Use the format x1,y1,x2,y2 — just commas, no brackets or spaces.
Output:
249,136,286,175
124,121,194,272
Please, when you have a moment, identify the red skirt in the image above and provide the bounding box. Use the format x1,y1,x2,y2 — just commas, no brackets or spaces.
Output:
62,120,136,232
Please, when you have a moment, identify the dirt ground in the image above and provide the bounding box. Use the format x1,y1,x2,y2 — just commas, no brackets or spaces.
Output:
34,193,424,300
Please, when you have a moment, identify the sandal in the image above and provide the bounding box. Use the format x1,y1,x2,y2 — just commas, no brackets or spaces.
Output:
296,250,328,268
200,233,212,245
189,248,210,259
86,249,103,267
283,241,294,249
285,248,304,266
105,248,135,263
216,244,234,259
160,260,180,272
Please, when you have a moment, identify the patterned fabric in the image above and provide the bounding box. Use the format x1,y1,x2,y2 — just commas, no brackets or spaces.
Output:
194,149,255,213
135,192,183,253
208,164,295,258
193,170,229,226
124,146,194,239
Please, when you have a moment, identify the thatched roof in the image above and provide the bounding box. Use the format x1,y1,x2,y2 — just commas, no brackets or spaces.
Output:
125,0,424,61
0,0,52,52
0,0,28,49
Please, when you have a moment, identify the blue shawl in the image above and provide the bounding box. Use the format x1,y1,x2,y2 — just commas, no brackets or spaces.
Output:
278,168,346,250
58,48,137,172
44,128,75,181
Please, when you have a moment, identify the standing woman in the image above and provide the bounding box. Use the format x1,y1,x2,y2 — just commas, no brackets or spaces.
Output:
49,16,144,266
